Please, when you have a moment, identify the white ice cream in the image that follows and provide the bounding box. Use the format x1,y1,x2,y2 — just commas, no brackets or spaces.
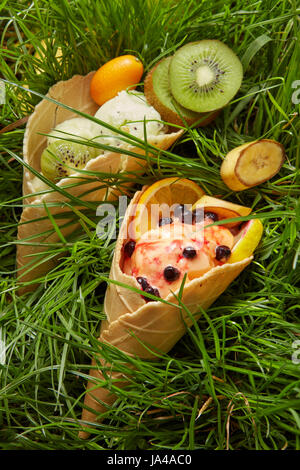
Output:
94,90,165,147
47,117,103,147
47,91,165,152
36,91,165,191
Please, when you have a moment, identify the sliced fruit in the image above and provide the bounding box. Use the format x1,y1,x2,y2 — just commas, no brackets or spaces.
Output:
90,55,144,106
220,139,285,191
134,177,205,239
169,40,243,113
229,218,263,263
192,195,252,228
41,141,97,182
144,57,219,128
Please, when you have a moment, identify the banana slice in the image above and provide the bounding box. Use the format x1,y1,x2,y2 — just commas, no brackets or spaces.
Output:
220,139,285,191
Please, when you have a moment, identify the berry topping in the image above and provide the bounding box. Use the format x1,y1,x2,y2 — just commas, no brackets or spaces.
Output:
205,211,218,222
183,246,197,259
158,217,173,227
192,208,204,224
136,276,149,290
173,204,193,224
124,240,136,257
143,285,160,302
215,245,231,262
163,265,181,282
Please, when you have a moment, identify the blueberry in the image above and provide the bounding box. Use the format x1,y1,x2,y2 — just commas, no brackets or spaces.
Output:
173,204,193,224
136,276,149,290
124,240,136,257
215,245,231,261
192,208,204,224
183,246,197,259
163,265,180,282
158,217,173,227
143,285,160,302
205,211,218,222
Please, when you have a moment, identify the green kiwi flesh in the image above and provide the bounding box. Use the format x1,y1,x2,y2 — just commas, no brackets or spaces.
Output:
169,40,243,112
41,141,97,182
145,57,218,128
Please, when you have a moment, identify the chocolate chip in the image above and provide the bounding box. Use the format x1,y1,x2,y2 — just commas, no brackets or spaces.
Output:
143,285,160,302
136,276,149,290
173,204,193,224
183,246,197,259
124,240,136,257
158,217,173,227
163,265,180,282
215,245,231,261
205,211,218,222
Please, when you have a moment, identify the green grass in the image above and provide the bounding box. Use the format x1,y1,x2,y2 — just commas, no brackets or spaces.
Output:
0,0,300,450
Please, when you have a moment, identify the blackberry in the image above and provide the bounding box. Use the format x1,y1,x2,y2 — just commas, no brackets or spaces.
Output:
215,245,231,261
158,217,173,227
124,240,136,257
163,265,181,282
205,211,218,222
183,246,197,259
136,276,149,290
143,285,160,302
192,208,204,224
173,204,193,224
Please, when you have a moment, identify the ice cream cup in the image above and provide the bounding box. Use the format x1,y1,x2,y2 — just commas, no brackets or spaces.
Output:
17,73,182,293
79,188,254,438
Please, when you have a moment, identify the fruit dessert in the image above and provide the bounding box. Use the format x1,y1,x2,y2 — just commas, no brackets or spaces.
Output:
144,39,243,127
17,73,181,294
32,90,167,187
123,213,236,300
79,178,263,438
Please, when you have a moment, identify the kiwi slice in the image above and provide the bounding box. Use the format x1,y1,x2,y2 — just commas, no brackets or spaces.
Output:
144,57,218,128
41,141,97,182
169,40,243,112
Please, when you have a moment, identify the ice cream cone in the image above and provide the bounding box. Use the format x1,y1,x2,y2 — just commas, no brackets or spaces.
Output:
17,73,182,293
79,189,254,438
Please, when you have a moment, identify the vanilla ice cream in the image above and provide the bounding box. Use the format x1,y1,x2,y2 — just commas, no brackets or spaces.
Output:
94,90,165,146
47,117,103,146
47,91,165,154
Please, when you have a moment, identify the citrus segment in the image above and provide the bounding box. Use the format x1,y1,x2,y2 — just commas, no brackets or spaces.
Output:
229,218,263,263
134,177,205,239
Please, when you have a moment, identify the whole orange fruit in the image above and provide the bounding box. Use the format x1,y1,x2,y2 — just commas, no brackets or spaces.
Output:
90,55,144,106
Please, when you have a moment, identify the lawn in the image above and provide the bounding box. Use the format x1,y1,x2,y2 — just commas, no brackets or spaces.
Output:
0,0,299,450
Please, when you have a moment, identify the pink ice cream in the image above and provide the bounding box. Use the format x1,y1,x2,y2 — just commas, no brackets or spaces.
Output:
123,215,234,300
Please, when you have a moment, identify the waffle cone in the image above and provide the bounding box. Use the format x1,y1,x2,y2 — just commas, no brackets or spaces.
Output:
17,74,182,293
79,189,253,438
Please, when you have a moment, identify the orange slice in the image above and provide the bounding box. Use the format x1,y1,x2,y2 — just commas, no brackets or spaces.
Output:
229,218,263,263
192,195,252,228
134,177,205,239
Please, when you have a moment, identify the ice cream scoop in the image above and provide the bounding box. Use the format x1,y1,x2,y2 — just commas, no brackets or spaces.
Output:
123,218,234,299
94,90,166,146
